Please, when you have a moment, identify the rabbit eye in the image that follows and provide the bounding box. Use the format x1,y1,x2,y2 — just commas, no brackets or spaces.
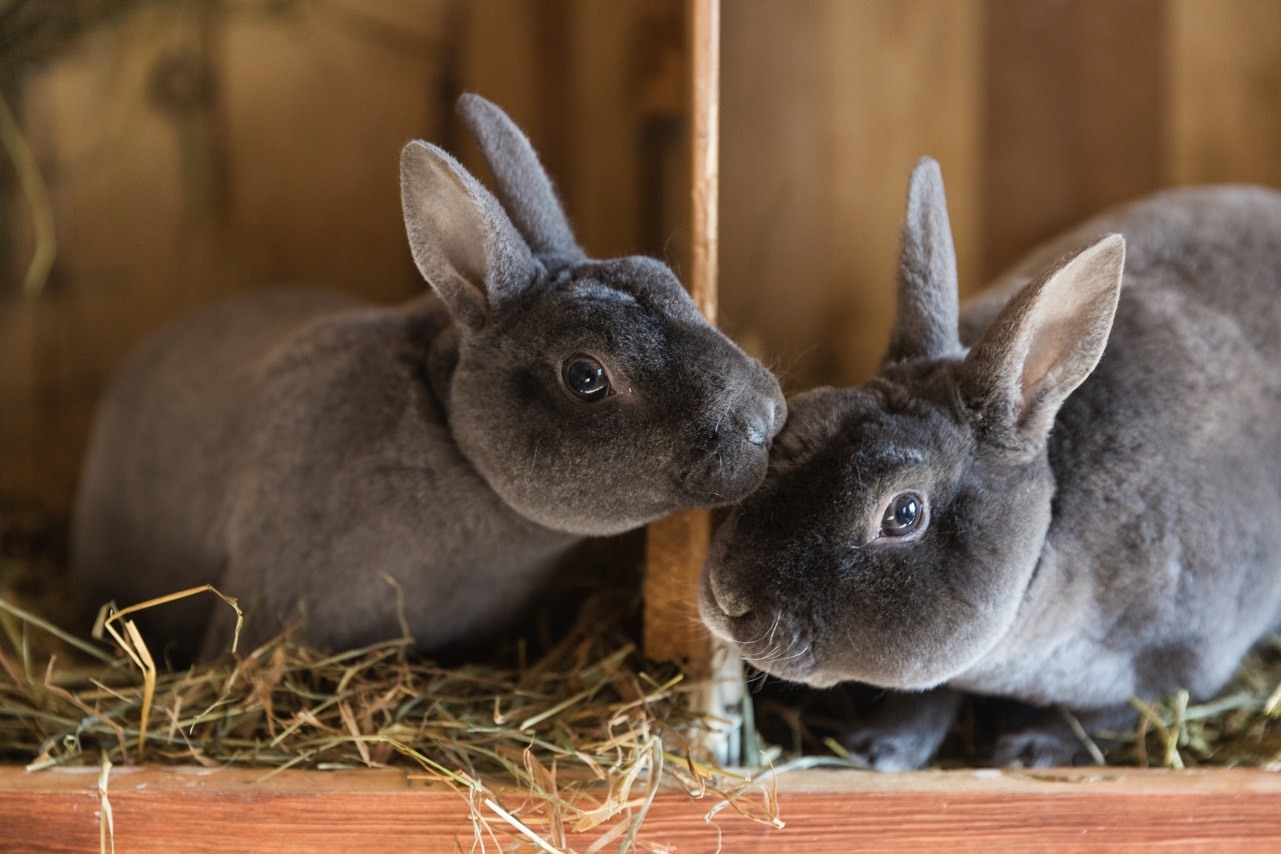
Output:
879,492,926,539
561,354,612,402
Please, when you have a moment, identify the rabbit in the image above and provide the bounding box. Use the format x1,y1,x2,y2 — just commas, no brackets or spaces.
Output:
700,156,1281,769
71,93,786,662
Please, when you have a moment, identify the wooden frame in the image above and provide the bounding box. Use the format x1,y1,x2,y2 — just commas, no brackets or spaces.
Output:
4,766,1280,851
642,0,720,670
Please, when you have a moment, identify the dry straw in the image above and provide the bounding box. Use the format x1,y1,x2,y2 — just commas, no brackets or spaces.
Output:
0,579,784,849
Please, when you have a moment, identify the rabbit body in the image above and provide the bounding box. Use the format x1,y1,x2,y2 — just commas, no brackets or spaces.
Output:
956,187,1281,708
73,95,784,659
700,159,1281,765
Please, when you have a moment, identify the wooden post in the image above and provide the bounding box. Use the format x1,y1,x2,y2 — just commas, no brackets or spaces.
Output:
642,0,750,766
642,0,719,668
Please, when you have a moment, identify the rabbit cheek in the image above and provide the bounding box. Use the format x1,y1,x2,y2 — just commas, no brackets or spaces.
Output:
698,519,827,682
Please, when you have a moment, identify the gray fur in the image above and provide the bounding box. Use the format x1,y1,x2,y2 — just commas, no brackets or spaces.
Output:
701,157,1281,768
72,94,785,659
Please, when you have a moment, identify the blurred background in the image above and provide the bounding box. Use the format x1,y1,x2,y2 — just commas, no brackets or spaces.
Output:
2,0,1280,515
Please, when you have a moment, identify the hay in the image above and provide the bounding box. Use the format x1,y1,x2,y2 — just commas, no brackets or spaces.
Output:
0,560,782,848
1119,638,1281,770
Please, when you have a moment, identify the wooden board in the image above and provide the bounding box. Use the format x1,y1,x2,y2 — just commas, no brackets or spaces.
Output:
3,765,1280,851
642,0,720,669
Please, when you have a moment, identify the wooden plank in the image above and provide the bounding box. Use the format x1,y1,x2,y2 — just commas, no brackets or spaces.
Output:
2,2,453,508
642,0,719,668
720,0,983,390
821,0,984,383
3,765,1281,851
719,0,826,385
981,0,1167,280
1165,0,1281,187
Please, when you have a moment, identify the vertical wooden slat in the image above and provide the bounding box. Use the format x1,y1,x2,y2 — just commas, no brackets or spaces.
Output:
981,0,1167,280
820,0,984,383
687,0,719,324
642,0,719,668
1166,0,1281,188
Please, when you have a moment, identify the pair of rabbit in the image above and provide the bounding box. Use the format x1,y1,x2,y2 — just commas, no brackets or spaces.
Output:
72,94,785,662
701,157,1281,768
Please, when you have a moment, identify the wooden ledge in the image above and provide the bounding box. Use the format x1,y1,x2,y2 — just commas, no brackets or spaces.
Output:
3,765,1279,851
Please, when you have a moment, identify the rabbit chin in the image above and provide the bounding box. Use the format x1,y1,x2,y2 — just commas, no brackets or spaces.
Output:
740,643,966,692
678,447,772,507
493,450,771,537
495,484,697,538
701,595,994,692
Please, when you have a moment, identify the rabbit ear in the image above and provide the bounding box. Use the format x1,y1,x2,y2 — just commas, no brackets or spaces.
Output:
884,158,962,364
400,140,540,331
456,93,585,267
962,234,1126,442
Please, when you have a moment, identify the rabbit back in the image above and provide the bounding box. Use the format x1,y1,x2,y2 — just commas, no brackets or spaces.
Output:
72,289,361,653
960,186,1281,704
74,288,580,656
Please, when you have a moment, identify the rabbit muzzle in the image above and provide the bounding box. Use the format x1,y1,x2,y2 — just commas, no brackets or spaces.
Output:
679,392,784,504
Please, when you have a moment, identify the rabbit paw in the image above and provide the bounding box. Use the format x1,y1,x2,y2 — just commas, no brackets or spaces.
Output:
842,724,940,771
838,686,962,771
991,728,1085,768
991,704,1132,768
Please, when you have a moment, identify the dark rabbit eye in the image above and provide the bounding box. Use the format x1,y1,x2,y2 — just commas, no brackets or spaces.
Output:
561,355,612,402
880,492,926,538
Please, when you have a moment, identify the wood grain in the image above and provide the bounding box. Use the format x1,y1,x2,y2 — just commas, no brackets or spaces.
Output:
981,0,1167,280
641,0,720,668
720,0,983,389
1166,0,1281,187
3,765,1280,852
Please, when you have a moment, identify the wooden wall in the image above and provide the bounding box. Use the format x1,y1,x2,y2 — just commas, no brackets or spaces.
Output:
3,0,1281,510
0,0,683,509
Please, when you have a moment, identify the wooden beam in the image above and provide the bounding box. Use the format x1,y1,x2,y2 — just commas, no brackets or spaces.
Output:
980,0,1166,280
4,765,1281,851
642,0,720,668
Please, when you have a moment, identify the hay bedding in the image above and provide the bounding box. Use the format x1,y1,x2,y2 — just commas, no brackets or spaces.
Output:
1,505,1279,850
0,505,785,849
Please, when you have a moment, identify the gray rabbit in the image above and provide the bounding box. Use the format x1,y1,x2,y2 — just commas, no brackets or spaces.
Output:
72,94,785,660
700,157,1281,768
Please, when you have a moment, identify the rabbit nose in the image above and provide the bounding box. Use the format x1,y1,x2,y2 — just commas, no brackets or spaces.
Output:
745,399,781,447
710,571,752,619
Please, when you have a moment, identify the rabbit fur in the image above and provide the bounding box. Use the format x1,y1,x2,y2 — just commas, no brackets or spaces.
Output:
700,157,1281,768
72,94,785,661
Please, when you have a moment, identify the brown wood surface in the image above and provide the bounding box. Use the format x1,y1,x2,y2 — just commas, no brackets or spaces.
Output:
7,2,1281,509
981,0,1167,279
3,765,1280,852
642,0,720,668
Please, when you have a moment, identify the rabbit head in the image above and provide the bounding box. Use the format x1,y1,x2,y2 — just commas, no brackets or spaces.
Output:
401,95,785,536
700,158,1124,690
